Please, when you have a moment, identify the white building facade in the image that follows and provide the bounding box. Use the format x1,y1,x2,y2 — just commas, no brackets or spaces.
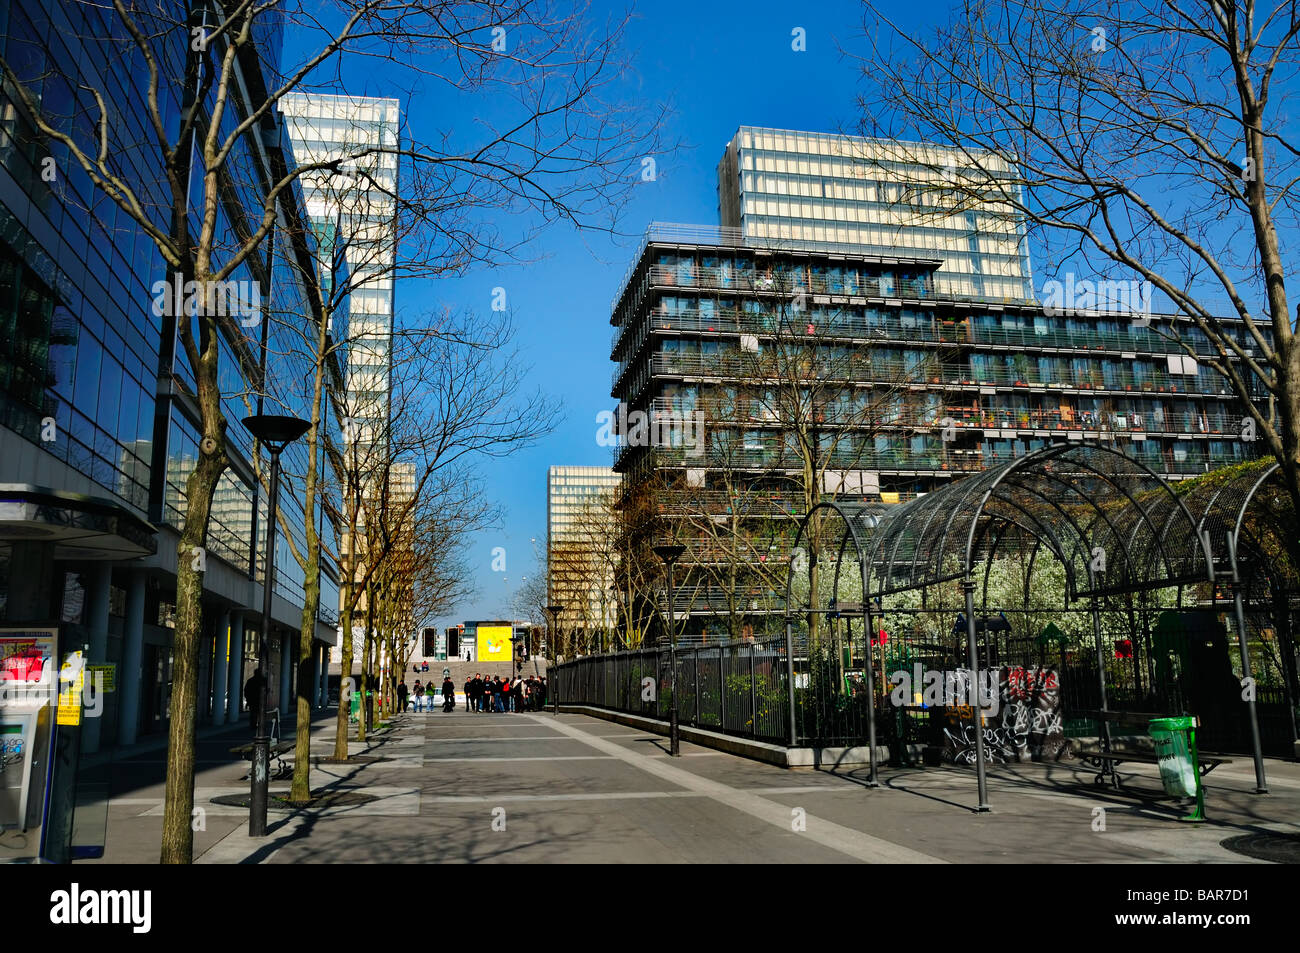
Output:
717,125,1034,299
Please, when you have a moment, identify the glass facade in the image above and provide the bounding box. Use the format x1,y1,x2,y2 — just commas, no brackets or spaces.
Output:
0,2,340,629
280,92,399,450
718,126,1034,299
547,466,621,635
0,1,174,515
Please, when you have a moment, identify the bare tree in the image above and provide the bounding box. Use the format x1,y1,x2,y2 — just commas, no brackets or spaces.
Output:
3,0,662,862
333,310,556,746
857,0,1299,515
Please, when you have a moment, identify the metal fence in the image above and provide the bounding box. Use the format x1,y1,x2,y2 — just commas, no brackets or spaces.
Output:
551,638,790,744
553,609,1298,756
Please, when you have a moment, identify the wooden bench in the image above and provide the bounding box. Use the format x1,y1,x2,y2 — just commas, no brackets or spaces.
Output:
1075,710,1231,789
228,740,295,780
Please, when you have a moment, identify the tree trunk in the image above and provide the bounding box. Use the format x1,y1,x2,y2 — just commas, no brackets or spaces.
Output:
334,595,354,760
360,618,372,740
160,415,226,864
291,335,327,802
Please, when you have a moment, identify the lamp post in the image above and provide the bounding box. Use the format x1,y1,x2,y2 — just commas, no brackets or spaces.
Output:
243,414,310,837
654,544,686,756
545,604,563,714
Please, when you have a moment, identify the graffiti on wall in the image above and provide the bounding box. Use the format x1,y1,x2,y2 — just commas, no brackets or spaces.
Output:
941,666,1066,764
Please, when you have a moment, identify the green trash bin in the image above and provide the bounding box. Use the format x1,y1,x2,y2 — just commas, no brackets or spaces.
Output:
1149,715,1205,822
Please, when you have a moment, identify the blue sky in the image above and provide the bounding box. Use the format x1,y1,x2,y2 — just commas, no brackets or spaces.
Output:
428,0,895,628
292,0,933,628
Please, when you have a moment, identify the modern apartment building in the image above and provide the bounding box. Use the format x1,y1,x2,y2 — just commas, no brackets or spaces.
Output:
717,126,1034,299
604,129,1264,641
610,134,1263,639
547,466,621,651
0,1,339,770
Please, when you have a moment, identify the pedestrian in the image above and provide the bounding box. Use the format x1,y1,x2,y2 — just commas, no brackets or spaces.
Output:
244,668,266,733
501,676,513,712
397,680,409,713
512,677,524,713
538,676,547,710
413,680,424,712
441,676,456,712
470,674,483,712
492,676,504,712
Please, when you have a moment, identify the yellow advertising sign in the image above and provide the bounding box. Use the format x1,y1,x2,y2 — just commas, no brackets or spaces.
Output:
57,651,84,726
477,626,513,662
89,664,116,693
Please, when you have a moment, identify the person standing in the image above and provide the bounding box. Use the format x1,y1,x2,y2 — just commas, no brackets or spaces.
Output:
413,680,424,712
244,668,266,734
463,676,472,711
397,680,409,713
441,675,456,712
470,674,482,712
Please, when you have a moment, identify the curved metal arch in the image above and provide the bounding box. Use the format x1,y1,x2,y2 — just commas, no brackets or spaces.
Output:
963,444,1209,596
1230,463,1282,543
792,443,1212,610
1179,460,1286,589
975,498,1083,598
783,498,876,618
1027,458,1174,587
989,477,1102,596
1016,467,1153,594
994,453,1190,594
1060,454,1191,585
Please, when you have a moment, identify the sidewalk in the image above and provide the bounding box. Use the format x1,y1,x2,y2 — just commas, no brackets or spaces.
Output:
75,706,1290,864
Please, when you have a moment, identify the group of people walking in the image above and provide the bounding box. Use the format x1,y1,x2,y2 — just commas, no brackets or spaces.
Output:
464,673,547,712
395,673,547,713
398,676,457,713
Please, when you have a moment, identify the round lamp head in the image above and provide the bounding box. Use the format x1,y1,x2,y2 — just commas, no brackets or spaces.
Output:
243,414,311,452
545,604,564,617
653,544,686,565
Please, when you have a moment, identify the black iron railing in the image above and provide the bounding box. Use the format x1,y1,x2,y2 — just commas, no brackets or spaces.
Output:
551,638,791,744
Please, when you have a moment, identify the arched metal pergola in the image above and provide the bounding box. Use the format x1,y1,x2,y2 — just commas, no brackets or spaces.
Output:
783,443,1285,811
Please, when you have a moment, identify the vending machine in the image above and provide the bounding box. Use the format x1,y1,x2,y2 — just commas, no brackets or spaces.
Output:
0,628,58,836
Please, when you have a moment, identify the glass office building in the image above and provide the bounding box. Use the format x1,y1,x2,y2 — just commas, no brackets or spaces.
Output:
281,93,402,660
717,126,1034,299
547,466,621,649
0,1,340,773
281,92,400,449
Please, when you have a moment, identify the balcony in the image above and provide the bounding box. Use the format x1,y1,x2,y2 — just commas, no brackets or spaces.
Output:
627,348,1239,400
633,442,1246,478
645,396,1243,438
613,306,1231,363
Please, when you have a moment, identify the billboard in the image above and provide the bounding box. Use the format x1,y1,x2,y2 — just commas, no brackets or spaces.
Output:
477,625,513,662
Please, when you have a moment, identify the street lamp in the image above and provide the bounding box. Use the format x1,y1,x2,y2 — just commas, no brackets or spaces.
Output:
243,413,310,837
653,543,685,756
545,604,563,713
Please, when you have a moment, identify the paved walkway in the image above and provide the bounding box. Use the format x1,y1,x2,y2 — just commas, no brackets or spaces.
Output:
85,707,1300,863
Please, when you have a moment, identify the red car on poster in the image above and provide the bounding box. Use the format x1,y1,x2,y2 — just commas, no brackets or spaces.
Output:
1,645,49,682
